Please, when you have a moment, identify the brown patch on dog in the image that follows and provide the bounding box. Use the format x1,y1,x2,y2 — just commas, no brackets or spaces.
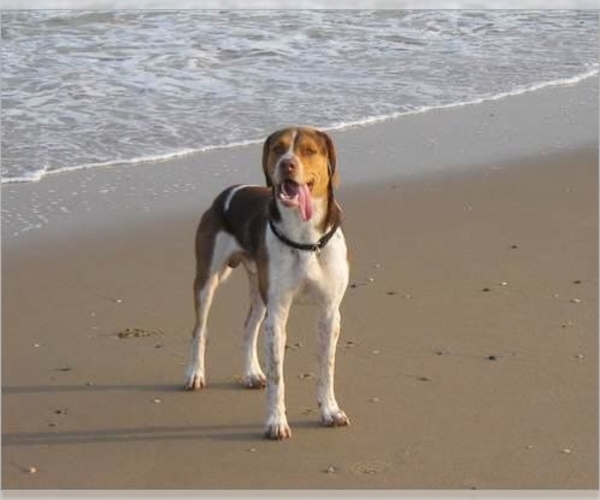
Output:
262,128,295,187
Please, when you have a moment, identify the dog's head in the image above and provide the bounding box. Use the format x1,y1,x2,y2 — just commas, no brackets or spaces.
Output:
261,127,338,222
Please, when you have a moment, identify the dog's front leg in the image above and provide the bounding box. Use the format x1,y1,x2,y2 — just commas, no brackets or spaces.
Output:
263,301,292,440
317,307,350,427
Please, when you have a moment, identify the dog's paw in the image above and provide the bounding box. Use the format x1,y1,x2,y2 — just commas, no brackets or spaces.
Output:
184,373,206,391
321,409,351,427
243,372,266,389
264,424,292,440
264,416,292,440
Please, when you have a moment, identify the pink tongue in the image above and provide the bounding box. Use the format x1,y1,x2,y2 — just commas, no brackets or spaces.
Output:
297,183,312,221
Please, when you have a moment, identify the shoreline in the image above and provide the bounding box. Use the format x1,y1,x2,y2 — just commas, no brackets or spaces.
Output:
2,75,598,245
2,69,597,187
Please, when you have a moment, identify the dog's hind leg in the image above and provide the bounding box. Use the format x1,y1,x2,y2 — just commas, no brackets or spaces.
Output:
184,230,241,391
241,268,266,389
184,274,218,390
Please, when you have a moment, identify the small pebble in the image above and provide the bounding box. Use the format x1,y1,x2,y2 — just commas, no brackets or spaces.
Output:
369,397,380,403
299,373,314,380
27,466,37,474
33,343,40,348
371,350,381,355
561,448,572,454
325,466,337,474
114,299,123,304
570,298,582,304
48,422,58,428
500,281,508,286
54,409,67,415
85,381,94,386
487,355,498,361
552,293,560,298
248,447,257,453
152,398,162,403
417,376,431,382
367,277,375,283
481,287,491,292
575,353,585,360
510,244,519,249
525,444,534,450
404,293,413,299
386,291,397,296
373,263,381,269
573,280,582,285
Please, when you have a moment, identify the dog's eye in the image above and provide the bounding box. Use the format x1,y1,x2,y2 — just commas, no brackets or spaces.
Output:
302,148,317,156
272,144,286,155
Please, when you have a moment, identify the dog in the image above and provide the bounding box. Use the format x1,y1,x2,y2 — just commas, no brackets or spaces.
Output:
184,127,350,440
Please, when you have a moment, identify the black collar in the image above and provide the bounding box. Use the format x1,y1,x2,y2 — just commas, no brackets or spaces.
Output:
268,217,340,253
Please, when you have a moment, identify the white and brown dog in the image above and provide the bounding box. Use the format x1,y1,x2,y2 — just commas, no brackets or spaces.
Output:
184,127,350,440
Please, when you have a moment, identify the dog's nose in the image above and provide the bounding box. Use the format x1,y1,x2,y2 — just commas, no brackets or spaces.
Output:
280,157,298,175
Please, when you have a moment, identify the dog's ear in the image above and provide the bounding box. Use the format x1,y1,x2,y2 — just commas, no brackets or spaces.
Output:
262,131,276,187
318,130,339,189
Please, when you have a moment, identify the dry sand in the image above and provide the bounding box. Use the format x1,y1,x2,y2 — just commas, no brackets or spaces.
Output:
1,78,598,492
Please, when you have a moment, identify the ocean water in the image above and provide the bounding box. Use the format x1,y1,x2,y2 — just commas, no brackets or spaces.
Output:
1,10,598,184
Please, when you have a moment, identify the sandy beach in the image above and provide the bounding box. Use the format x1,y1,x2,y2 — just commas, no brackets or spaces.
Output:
2,78,598,491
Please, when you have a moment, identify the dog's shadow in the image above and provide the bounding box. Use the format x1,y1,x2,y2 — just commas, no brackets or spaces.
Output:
2,381,239,395
2,382,322,446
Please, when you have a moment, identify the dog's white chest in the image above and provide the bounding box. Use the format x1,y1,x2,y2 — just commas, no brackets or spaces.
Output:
266,227,348,304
